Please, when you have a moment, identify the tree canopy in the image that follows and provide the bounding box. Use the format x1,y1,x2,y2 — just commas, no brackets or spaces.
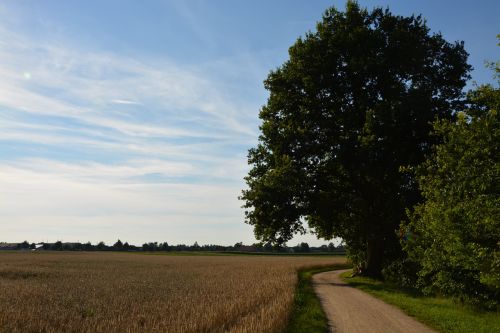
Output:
241,1,470,276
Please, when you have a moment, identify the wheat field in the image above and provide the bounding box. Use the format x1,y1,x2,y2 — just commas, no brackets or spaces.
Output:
0,252,345,332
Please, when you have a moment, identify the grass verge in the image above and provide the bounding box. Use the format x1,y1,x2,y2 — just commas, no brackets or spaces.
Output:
340,271,500,333
284,262,351,333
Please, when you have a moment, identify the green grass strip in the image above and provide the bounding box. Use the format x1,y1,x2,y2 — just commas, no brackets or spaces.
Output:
340,271,500,333
284,263,351,333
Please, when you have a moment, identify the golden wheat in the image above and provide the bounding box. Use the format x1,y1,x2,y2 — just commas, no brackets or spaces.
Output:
0,252,345,333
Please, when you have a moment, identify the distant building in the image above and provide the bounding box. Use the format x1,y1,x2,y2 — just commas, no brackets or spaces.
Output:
0,243,18,250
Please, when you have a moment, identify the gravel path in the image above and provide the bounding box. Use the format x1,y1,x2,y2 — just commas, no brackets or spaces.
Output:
313,269,436,333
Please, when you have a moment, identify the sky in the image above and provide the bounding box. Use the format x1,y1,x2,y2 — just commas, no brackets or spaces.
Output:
0,1,498,246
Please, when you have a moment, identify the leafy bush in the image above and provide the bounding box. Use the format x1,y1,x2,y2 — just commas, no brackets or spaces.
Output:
382,257,420,289
404,80,499,310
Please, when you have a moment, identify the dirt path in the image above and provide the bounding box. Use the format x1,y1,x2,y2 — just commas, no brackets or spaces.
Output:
312,269,436,333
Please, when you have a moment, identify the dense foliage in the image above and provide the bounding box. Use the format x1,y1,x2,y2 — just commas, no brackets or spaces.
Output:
241,1,470,276
404,80,499,309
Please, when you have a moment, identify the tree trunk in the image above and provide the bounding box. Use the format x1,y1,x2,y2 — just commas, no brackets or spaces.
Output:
365,237,383,278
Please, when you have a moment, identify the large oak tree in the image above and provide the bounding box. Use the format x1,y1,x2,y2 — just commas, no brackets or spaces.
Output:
241,2,470,276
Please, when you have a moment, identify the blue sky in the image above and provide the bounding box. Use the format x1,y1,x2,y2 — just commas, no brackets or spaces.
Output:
0,1,498,246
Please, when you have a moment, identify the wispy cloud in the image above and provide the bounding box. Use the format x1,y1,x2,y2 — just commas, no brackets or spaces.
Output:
0,22,259,161
0,3,338,247
111,99,142,105
0,11,261,244
0,161,248,244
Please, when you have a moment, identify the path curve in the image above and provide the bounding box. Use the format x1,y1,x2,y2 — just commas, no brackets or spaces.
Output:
312,269,436,333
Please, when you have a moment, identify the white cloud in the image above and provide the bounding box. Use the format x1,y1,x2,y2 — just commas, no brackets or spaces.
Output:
0,26,258,139
0,21,258,174
0,10,336,247
0,16,261,243
111,99,141,105
0,162,247,244
0,163,240,215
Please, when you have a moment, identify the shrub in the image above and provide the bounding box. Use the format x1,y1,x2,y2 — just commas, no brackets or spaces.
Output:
404,81,499,310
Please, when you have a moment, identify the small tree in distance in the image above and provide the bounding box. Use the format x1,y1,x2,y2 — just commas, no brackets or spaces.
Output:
53,241,63,251
96,241,107,251
113,239,124,251
328,242,336,252
300,242,310,253
160,242,170,251
17,241,30,250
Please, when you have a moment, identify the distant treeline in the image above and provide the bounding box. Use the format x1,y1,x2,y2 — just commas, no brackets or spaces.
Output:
0,240,345,254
